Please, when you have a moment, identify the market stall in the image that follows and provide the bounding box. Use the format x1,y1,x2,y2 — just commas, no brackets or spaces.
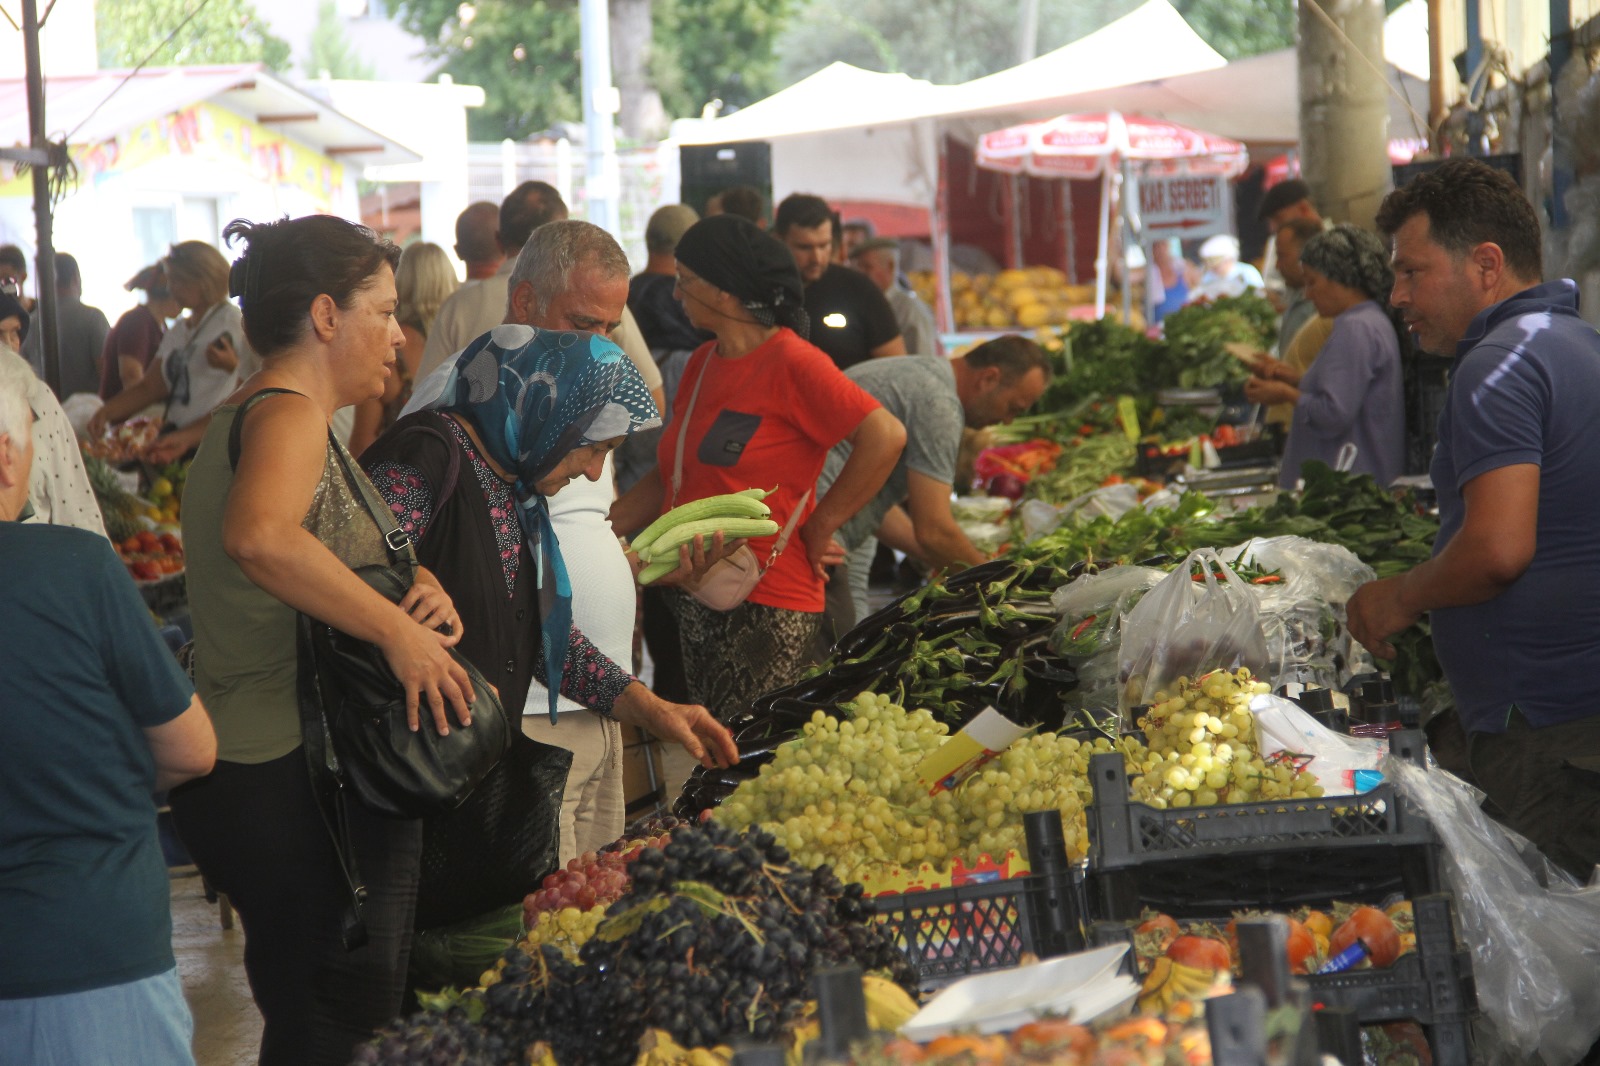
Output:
973,111,1250,321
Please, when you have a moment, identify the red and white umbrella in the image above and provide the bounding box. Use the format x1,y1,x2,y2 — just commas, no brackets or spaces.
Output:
976,111,1248,179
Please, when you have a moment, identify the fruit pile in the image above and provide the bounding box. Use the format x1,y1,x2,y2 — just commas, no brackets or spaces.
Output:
83,416,160,463
521,818,683,927
855,1016,1212,1065
143,463,186,527
116,529,184,583
356,822,919,1066
1129,669,1324,809
909,268,1137,331
714,691,1136,878
714,673,1321,883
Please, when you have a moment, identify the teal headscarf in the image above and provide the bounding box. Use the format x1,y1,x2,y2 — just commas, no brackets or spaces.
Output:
406,324,661,721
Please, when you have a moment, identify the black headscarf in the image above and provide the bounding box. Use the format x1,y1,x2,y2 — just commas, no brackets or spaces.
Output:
0,292,28,344
674,214,809,338
1301,224,1394,305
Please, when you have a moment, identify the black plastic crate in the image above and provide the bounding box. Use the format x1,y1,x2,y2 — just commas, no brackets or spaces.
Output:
1308,894,1475,1066
1086,730,1444,919
865,865,1085,991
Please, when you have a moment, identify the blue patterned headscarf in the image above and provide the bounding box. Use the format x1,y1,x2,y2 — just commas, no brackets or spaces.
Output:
406,324,661,721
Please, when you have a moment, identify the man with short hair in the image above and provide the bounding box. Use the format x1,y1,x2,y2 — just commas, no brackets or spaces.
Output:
1261,218,1335,431
708,185,766,227
453,201,505,281
420,182,569,376
0,245,31,314
850,237,938,357
774,193,904,369
1257,178,1327,302
32,253,110,399
1347,158,1600,881
819,335,1051,626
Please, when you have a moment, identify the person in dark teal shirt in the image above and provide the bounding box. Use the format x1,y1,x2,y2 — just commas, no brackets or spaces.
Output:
0,352,216,1063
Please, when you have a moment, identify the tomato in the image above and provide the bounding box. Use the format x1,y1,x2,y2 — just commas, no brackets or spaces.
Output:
136,530,160,551
1166,934,1231,972
121,536,142,555
1330,906,1401,968
1284,917,1317,974
131,560,161,581
158,533,182,553
1134,912,1181,955
1009,1019,1095,1060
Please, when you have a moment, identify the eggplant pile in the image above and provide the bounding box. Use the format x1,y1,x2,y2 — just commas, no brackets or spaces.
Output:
675,557,1102,816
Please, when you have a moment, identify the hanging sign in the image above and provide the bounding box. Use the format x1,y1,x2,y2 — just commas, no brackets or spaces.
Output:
1138,173,1231,240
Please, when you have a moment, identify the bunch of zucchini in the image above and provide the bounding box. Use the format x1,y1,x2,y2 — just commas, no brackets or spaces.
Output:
632,489,780,584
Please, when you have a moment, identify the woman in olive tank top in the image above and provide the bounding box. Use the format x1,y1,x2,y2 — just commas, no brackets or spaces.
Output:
169,215,474,1066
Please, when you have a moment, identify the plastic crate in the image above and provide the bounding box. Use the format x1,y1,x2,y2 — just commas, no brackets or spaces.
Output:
1308,894,1476,1066
1086,730,1444,919
865,864,1085,991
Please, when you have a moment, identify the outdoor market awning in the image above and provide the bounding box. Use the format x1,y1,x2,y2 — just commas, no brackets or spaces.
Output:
0,65,421,167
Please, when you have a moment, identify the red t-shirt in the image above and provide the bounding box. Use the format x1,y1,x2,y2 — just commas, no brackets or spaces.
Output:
658,328,881,612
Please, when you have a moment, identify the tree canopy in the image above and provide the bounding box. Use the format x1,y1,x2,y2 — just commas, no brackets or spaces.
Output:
306,0,376,80
96,0,291,71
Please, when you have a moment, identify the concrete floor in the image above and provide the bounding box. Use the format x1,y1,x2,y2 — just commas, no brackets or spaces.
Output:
171,871,261,1066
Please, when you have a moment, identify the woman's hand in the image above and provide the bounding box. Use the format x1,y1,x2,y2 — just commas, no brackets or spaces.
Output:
648,531,745,587
400,568,464,646
1243,375,1297,406
206,333,239,372
798,521,847,581
378,617,475,736
144,420,206,465
86,405,113,440
612,682,739,769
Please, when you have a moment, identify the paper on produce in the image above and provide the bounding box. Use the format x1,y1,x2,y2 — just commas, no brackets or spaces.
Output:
900,944,1137,1039
1251,693,1385,794
916,708,1031,795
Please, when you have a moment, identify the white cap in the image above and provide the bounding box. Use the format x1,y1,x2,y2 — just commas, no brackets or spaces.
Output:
1200,234,1239,262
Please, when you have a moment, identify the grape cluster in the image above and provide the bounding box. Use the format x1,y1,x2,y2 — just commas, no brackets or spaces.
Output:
714,691,1137,876
1130,669,1323,808
353,822,915,1066
523,819,682,926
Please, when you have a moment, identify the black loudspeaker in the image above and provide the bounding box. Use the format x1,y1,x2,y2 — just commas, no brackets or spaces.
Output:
679,141,772,220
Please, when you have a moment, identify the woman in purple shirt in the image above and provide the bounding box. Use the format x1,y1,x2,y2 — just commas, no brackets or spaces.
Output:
1245,224,1407,490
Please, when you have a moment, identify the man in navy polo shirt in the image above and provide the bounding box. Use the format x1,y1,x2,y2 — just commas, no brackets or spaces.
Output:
1348,159,1600,879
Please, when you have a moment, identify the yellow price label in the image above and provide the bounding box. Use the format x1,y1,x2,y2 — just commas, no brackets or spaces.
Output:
1116,395,1141,443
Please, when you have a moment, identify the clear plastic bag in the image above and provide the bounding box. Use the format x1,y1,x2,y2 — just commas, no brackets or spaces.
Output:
1385,757,1600,1065
1049,565,1166,716
1251,692,1385,795
1117,549,1270,715
1221,536,1377,692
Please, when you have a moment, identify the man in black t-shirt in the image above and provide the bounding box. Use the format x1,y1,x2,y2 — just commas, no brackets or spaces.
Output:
774,193,904,369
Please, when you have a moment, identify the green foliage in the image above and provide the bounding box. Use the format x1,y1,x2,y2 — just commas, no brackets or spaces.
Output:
96,0,291,71
1142,293,1277,391
390,0,580,140
652,0,796,117
1171,0,1295,61
306,0,376,80
775,0,1142,86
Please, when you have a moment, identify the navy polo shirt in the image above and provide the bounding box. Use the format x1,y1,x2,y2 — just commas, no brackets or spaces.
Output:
1430,280,1600,733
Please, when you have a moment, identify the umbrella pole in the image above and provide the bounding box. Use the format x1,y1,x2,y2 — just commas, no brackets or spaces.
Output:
1094,167,1110,318
1120,160,1133,325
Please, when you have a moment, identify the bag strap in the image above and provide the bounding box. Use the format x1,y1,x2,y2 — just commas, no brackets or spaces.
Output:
669,350,808,573
296,612,370,950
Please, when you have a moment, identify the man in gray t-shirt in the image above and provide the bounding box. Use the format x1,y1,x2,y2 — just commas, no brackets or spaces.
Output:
819,336,1051,626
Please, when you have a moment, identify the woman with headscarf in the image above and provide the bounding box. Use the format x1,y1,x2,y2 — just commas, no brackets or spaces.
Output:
170,215,473,1065
1245,223,1406,489
364,323,736,772
610,214,906,798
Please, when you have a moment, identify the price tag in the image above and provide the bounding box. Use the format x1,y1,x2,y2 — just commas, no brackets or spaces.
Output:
1116,395,1140,443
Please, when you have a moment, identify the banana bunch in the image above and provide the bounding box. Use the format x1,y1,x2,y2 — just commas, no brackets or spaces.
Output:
633,488,779,585
1136,957,1219,1015
635,1029,733,1066
862,973,920,1032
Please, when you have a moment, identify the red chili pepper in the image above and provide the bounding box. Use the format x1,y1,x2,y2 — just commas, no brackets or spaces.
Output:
1251,575,1284,585
1069,615,1098,641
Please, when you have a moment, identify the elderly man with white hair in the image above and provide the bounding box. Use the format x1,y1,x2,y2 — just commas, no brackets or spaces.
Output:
1186,234,1265,303
0,351,216,1064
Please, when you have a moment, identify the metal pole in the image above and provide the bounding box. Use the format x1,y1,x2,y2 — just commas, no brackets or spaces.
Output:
1549,0,1573,233
1016,0,1040,64
1426,0,1447,135
22,0,60,397
579,0,621,236
1093,167,1110,318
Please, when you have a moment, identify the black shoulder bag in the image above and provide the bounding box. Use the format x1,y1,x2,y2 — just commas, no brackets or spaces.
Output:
229,394,514,820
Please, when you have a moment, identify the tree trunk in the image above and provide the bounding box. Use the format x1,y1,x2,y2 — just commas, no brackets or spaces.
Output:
611,0,665,141
1298,0,1390,228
